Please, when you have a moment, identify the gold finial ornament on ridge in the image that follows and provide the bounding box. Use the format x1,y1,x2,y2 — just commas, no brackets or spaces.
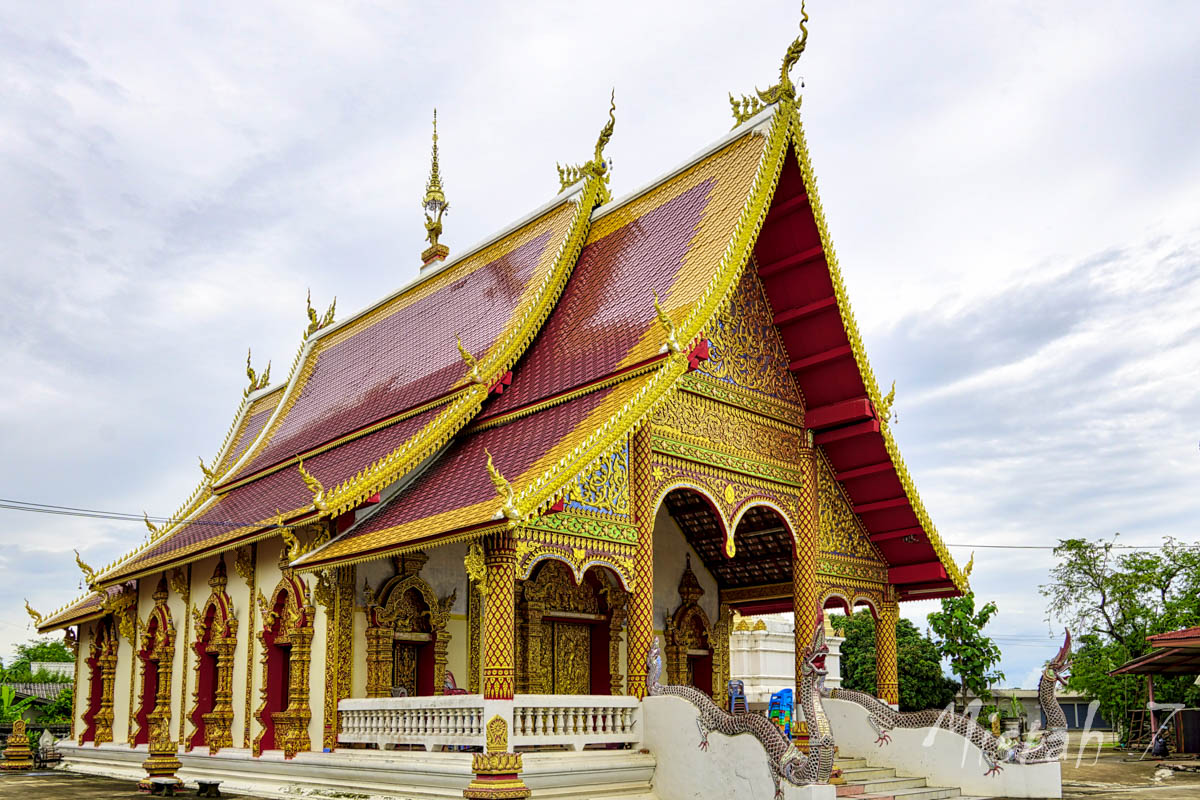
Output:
421,109,451,267
653,291,681,354
74,550,96,585
729,1,809,127
556,89,617,202
305,289,337,338
24,600,42,626
485,449,521,522
297,460,328,512
456,336,483,384
244,348,271,398
198,455,216,482
143,512,159,538
877,379,897,423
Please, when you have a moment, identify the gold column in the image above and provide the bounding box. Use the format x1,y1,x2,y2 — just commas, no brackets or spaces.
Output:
793,437,819,701
876,594,899,706
626,427,655,698
482,532,518,701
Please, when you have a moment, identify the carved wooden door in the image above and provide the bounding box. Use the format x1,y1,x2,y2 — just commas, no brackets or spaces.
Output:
539,621,591,694
392,642,419,696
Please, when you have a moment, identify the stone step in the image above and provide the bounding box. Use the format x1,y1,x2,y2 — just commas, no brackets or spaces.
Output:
835,758,871,769
839,766,900,782
857,785,961,800
847,775,931,793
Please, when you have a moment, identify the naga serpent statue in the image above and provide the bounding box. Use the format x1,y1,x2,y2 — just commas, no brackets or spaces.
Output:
823,630,1072,776
648,611,835,798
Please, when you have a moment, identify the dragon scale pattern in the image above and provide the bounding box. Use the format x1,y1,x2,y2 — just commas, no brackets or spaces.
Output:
824,631,1073,776
647,613,834,798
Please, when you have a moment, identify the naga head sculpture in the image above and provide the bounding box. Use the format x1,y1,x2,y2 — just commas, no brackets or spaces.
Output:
1043,629,1072,687
799,610,830,680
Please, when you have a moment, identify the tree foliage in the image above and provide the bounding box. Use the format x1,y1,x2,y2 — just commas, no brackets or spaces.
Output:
0,638,74,683
927,593,1004,707
1041,537,1200,741
835,611,958,712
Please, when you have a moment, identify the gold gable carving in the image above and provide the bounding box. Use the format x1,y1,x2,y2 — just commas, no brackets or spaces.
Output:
696,268,802,405
817,457,883,563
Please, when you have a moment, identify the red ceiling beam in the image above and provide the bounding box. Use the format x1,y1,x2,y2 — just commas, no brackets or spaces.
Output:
812,418,879,445
772,295,837,327
836,461,893,482
852,497,910,515
758,245,825,279
900,589,960,602
789,344,852,372
869,526,924,543
763,192,811,223
889,562,949,585
805,398,874,431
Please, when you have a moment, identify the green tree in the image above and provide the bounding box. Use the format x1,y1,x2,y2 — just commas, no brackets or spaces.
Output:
2,638,73,683
0,686,34,725
927,593,1004,708
834,611,958,712
36,686,74,726
1040,536,1200,741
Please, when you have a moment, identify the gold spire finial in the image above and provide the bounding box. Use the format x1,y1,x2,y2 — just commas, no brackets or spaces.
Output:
198,455,215,482
456,336,482,384
878,379,897,423
556,90,617,202
422,109,451,266
297,459,327,511
143,511,159,538
963,551,975,582
24,600,43,626
485,449,520,522
729,1,809,127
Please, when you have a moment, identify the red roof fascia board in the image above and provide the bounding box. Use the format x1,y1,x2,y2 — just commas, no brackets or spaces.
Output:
1147,626,1200,647
805,398,874,431
888,562,949,585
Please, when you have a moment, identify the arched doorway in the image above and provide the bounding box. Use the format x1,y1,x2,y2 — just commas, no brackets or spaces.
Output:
254,573,314,759
189,557,238,751
80,617,117,746
133,577,175,747
516,560,624,695
364,552,454,698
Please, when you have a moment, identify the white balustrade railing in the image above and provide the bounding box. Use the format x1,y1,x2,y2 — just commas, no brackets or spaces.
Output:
338,694,641,752
338,695,485,751
513,694,641,751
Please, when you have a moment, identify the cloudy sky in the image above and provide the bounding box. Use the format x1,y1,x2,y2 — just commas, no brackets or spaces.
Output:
2,1,1198,688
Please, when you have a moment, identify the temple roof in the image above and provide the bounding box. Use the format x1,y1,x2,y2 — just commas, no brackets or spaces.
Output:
36,584,127,634
77,82,964,604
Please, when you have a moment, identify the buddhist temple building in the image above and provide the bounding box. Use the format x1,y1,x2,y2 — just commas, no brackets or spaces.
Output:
28,13,990,799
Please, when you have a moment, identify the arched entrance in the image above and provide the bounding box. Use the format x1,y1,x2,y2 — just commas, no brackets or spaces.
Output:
132,577,175,747
254,572,314,759
80,617,117,746
516,560,625,695
189,557,238,751
364,552,454,698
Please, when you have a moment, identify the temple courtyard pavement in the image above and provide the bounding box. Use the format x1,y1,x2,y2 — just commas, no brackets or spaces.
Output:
3,751,1200,800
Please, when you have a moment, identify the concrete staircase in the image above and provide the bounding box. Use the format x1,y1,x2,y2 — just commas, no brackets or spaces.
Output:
834,757,991,800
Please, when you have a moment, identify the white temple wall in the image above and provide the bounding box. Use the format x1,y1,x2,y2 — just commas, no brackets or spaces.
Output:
350,595,368,699
74,621,94,736
651,504,719,626
163,566,187,743
425,541,469,615
445,616,468,689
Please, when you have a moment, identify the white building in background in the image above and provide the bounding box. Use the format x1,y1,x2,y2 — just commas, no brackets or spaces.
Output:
29,661,74,678
730,613,844,708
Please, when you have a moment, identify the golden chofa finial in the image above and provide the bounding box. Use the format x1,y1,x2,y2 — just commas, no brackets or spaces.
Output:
729,1,809,127
556,90,617,202
74,549,96,585
485,449,520,523
297,459,328,511
24,600,43,626
421,109,451,269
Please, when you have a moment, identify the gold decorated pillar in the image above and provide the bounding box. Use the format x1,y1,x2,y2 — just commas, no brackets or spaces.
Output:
875,592,899,706
626,427,655,698
793,435,820,703
482,532,518,701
